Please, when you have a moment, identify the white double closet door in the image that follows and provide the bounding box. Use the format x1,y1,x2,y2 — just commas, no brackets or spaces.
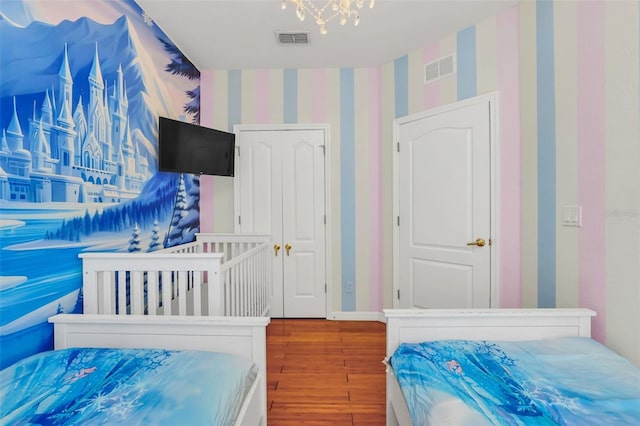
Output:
235,126,327,318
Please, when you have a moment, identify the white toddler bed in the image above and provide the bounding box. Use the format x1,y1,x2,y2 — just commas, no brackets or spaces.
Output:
80,233,271,317
384,308,599,426
47,313,270,426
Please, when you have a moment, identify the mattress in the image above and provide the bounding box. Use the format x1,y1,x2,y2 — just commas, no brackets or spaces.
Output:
390,336,640,425
1,347,258,425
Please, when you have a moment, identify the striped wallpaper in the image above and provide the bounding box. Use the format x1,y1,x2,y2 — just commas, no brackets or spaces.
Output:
200,1,640,365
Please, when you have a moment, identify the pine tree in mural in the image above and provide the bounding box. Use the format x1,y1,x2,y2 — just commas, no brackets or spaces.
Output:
158,37,200,124
158,35,201,246
128,223,142,252
166,174,188,248
180,174,200,242
147,219,163,252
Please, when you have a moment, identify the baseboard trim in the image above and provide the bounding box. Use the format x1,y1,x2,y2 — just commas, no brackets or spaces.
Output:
329,311,386,322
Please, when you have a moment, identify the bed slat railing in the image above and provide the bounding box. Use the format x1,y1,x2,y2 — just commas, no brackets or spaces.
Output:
80,234,271,318
80,252,224,316
219,242,271,316
194,234,271,317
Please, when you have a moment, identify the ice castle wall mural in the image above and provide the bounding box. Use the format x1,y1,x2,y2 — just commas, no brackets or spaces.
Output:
0,0,201,368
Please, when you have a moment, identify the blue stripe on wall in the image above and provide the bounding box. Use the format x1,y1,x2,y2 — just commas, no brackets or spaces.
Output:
283,69,298,124
457,26,477,100
536,0,556,308
340,68,356,312
394,56,408,118
228,70,241,131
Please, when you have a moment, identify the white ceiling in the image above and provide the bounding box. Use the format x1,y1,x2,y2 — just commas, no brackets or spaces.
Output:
137,0,520,70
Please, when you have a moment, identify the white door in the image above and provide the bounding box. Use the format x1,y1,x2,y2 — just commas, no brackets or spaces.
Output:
394,97,494,309
236,127,327,318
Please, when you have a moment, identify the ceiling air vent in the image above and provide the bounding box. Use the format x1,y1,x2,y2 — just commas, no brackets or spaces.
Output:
276,32,310,45
424,54,457,84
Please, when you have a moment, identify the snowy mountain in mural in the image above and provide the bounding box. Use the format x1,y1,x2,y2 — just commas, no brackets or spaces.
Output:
0,14,175,201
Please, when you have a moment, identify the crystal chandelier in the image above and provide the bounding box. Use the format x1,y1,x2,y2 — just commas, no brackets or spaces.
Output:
281,0,375,35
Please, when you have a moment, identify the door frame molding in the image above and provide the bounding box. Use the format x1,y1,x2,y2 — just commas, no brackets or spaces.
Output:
233,123,332,319
392,92,500,309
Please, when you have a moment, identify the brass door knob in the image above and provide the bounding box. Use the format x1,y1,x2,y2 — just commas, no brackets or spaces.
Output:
466,238,486,247
285,243,292,256
274,244,281,256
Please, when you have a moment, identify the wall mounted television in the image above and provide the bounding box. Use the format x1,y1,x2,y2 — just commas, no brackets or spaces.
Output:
158,117,235,177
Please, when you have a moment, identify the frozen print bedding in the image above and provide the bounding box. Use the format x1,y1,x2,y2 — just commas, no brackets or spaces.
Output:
390,336,640,426
1,347,258,425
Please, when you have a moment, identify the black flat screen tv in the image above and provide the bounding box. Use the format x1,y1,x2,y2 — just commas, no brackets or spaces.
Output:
158,117,235,177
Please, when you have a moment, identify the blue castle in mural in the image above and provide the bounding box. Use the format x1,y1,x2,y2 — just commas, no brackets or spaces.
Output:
1,44,150,204
0,3,201,370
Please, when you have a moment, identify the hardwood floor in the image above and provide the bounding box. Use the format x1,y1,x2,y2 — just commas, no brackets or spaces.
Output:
266,319,387,425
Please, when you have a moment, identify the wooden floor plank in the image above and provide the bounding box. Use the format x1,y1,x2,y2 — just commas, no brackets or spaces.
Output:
352,412,387,426
269,388,350,403
274,373,349,389
267,413,354,426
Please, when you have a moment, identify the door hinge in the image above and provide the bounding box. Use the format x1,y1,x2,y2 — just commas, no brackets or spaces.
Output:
238,216,241,225
325,283,327,293
320,145,326,155
236,146,240,156
397,216,400,226
397,142,400,152
324,214,326,225
397,289,400,300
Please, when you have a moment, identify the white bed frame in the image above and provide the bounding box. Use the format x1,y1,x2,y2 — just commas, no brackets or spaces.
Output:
383,308,596,426
49,313,270,426
80,233,271,318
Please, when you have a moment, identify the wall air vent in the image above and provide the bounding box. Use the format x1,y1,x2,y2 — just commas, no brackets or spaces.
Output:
424,53,457,84
276,32,310,45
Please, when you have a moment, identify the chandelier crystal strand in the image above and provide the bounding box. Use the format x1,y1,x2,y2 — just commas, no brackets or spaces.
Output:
282,0,374,34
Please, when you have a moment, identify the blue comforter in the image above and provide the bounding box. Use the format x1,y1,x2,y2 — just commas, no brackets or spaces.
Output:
391,337,640,425
1,347,258,425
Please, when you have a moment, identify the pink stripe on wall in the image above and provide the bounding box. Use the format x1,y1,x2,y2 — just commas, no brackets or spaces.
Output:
255,69,270,124
311,68,327,122
497,6,521,308
577,1,606,342
199,70,215,232
423,43,440,110
369,67,383,311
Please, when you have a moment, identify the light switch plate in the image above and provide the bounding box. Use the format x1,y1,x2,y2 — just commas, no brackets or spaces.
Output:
562,205,582,227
